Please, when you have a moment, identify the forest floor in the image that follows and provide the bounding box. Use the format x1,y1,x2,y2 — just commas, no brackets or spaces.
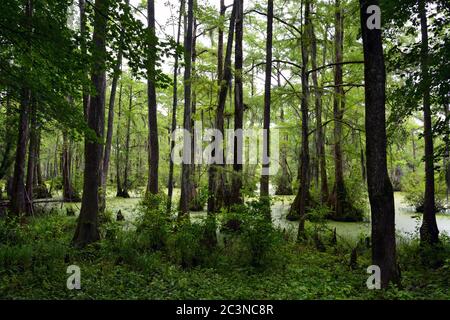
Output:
1,194,449,300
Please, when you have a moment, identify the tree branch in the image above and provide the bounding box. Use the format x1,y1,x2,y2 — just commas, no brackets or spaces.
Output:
246,59,302,73
245,9,302,35
307,61,364,75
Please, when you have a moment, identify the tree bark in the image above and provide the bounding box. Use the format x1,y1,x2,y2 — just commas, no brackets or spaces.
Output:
332,0,345,218
290,0,311,239
79,0,90,120
276,99,293,195
25,99,37,214
62,130,80,202
313,14,329,203
147,0,159,196
445,100,449,203
73,0,109,248
207,0,237,213
260,0,273,199
122,85,133,198
34,131,50,199
0,91,15,181
360,0,401,288
418,0,439,245
100,48,122,212
167,0,184,213
115,82,124,197
217,0,225,86
179,0,195,215
230,0,244,205
189,17,201,211
10,0,32,216
329,0,358,220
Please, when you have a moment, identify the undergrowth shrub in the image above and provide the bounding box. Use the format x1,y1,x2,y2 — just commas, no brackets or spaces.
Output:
134,193,172,251
0,214,71,275
189,185,208,211
0,217,26,245
167,217,217,269
397,234,450,269
100,223,141,266
98,209,114,224
221,200,289,269
0,244,33,272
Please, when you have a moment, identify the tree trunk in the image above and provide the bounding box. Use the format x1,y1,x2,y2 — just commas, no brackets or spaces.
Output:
147,0,159,196
276,61,291,195
418,0,439,245
0,91,15,181
329,0,358,220
313,15,329,203
34,130,50,199
115,82,124,197
25,99,37,214
179,0,195,215
51,136,59,184
360,0,401,288
62,131,80,202
332,0,345,218
445,100,449,203
360,143,366,181
73,0,109,248
188,17,200,211
260,0,273,199
79,0,90,119
217,0,225,86
99,43,123,212
230,0,244,205
290,0,311,239
10,0,32,216
207,0,237,213
167,0,184,213
122,85,133,198
276,104,293,195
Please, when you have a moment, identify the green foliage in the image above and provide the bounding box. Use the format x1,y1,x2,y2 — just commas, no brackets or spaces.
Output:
399,235,442,267
1,210,450,299
189,185,208,211
0,217,25,245
167,217,216,269
343,175,369,220
98,209,114,225
1,0,450,301
0,213,73,281
134,194,172,251
220,200,286,268
306,205,331,224
403,172,446,213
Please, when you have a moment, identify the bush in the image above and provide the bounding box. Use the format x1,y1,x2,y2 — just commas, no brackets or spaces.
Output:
397,234,450,269
100,223,142,266
0,244,33,272
167,217,216,268
189,185,208,211
0,217,26,245
220,200,287,268
98,209,114,224
135,195,172,252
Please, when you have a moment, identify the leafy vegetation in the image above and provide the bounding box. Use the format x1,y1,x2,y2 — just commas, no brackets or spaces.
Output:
0,0,449,299
0,207,449,299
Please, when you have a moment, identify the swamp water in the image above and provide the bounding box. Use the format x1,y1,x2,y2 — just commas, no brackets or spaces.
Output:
54,191,450,241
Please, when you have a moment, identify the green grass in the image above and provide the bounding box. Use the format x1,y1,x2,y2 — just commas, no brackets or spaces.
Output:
0,209,449,300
